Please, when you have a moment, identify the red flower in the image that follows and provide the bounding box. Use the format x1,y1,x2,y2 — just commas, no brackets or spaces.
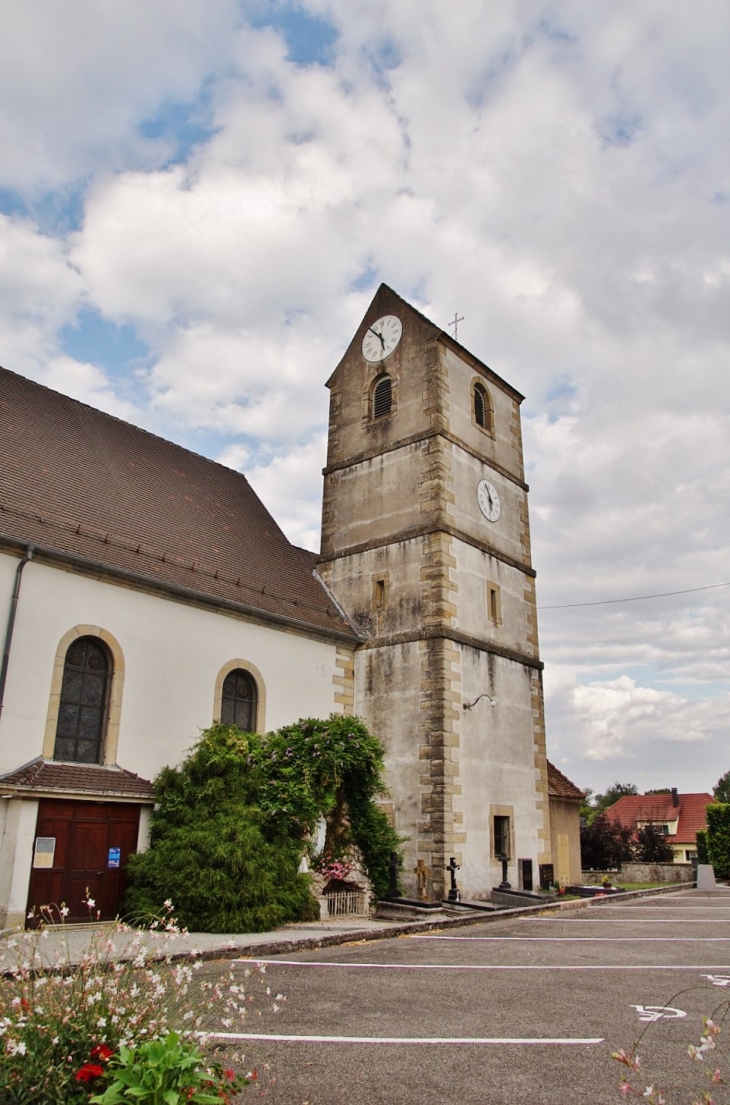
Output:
90,1043,114,1061
75,1063,105,1083
224,1069,235,1081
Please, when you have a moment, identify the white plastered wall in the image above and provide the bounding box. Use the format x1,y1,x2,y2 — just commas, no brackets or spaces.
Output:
0,798,39,928
457,647,545,895
0,555,347,780
0,553,349,925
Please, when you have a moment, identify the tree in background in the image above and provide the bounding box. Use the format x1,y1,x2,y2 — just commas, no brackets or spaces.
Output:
714,771,730,804
582,782,639,825
632,822,675,863
580,813,634,870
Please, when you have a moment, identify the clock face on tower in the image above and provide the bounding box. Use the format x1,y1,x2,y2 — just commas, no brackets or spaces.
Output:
362,315,403,362
477,479,501,522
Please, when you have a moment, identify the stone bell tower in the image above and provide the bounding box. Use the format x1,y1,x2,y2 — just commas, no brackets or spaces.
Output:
318,284,551,900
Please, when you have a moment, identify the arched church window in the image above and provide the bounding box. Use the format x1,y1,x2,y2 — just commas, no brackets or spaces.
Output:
221,668,258,731
53,636,111,763
372,374,392,419
473,382,494,434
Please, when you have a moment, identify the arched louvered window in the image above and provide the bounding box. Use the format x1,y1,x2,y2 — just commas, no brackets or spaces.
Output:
221,668,258,731
53,636,111,763
372,374,392,419
473,382,494,434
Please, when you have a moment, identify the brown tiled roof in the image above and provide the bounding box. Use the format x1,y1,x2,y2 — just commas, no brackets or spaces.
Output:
0,758,155,800
547,760,585,801
0,367,357,642
604,793,714,844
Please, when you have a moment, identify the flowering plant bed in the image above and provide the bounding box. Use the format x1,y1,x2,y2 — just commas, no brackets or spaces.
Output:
0,900,278,1104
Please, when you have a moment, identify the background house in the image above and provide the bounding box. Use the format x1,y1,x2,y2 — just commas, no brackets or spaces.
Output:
603,789,713,863
547,761,584,885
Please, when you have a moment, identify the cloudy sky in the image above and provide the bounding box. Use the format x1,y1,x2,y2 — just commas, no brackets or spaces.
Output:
2,0,728,797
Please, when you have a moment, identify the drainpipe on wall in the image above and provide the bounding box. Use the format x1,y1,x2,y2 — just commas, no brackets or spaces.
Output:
0,545,35,725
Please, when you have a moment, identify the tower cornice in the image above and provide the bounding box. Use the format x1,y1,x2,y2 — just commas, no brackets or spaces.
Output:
323,427,530,492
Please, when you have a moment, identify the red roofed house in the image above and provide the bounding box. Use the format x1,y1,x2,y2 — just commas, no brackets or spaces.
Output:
603,789,713,864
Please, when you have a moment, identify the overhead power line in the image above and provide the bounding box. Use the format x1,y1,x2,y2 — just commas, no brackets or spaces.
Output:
539,581,730,611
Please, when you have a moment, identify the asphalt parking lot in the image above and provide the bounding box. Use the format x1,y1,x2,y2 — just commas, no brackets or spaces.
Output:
207,886,730,1104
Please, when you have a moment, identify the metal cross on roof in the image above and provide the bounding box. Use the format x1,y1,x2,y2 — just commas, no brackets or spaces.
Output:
448,312,464,341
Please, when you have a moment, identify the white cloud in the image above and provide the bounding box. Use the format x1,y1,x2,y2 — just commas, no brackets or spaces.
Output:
243,432,328,552
0,0,242,192
545,670,729,793
1,1,729,793
38,356,140,421
0,213,83,374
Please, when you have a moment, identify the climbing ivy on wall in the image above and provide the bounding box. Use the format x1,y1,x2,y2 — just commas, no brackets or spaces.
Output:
124,716,401,933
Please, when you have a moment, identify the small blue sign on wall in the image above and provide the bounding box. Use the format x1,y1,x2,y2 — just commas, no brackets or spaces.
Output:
107,847,121,869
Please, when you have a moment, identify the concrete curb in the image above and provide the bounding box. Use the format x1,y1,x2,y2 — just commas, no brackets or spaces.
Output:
221,882,694,964
0,883,695,973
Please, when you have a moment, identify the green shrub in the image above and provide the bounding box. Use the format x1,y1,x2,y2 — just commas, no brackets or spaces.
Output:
125,716,402,931
0,905,272,1104
706,801,730,879
90,1032,247,1104
124,726,317,932
580,813,633,870
631,822,675,863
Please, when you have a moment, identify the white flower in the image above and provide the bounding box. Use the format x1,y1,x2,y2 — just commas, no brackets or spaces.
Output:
85,898,96,908
60,905,69,917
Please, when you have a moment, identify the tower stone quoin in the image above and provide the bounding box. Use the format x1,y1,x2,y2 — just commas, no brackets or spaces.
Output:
318,284,551,901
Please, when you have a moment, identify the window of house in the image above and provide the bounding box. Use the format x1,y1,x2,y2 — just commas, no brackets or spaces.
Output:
494,815,511,859
220,668,258,731
473,382,494,434
372,374,392,419
53,636,111,763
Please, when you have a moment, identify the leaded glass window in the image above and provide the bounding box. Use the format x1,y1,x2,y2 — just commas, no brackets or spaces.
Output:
53,636,111,763
221,669,258,731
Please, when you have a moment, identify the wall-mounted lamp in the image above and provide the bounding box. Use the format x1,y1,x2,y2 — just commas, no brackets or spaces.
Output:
462,693,497,711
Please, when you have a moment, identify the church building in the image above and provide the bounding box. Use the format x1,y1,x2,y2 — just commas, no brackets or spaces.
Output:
0,285,573,928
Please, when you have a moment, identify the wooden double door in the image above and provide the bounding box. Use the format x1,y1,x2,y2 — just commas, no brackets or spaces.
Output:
27,799,141,926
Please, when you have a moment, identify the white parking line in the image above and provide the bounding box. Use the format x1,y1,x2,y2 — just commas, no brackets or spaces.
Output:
592,906,730,910
209,1031,604,1046
236,959,730,971
522,918,730,923
412,935,730,942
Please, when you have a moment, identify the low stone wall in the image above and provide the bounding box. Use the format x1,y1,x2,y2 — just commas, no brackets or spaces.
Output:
619,862,693,884
581,870,620,884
